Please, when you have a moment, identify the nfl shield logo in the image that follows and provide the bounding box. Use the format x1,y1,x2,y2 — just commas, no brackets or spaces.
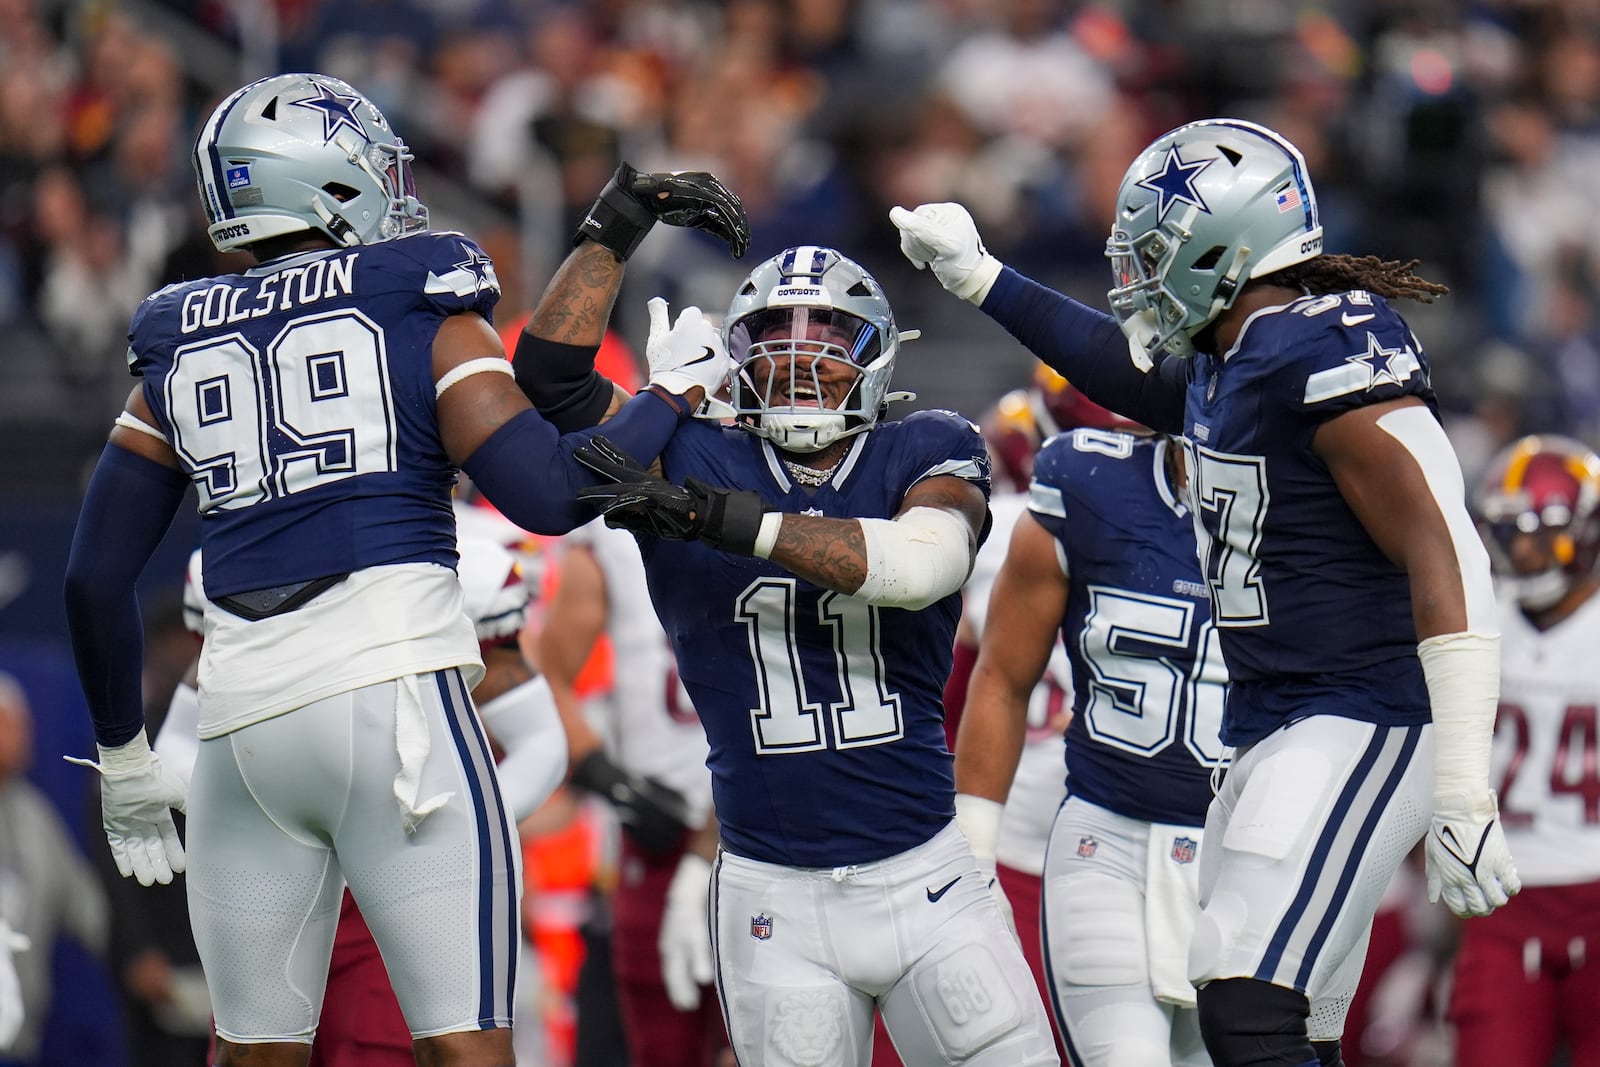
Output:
1077,835,1098,858
751,914,773,941
1171,836,1197,864
225,165,252,189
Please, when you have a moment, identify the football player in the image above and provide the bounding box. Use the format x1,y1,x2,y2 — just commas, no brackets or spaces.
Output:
958,417,1225,1067
946,374,1136,1064
537,518,726,1067
62,72,740,1067
159,538,566,1067
1449,435,1600,1067
894,117,1519,1067
534,246,1060,1065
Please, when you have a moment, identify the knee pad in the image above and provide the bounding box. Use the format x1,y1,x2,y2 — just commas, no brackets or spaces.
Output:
1196,977,1314,1067
907,941,1024,1059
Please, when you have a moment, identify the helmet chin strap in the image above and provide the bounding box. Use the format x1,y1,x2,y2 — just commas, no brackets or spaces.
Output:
312,196,361,246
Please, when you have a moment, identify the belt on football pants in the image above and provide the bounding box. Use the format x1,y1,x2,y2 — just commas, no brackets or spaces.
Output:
212,572,350,621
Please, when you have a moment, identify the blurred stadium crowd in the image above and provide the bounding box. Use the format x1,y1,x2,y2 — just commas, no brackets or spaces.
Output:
1,0,1599,1064
7,0,1600,487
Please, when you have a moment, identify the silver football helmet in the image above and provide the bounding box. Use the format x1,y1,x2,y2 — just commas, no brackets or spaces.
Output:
1106,119,1323,360
193,73,426,253
724,246,902,453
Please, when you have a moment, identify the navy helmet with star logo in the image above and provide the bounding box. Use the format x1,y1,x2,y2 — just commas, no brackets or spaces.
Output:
193,72,427,253
1106,118,1323,363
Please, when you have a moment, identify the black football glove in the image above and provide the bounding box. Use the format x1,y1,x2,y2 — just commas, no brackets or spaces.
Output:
575,435,769,555
568,749,690,854
574,162,750,261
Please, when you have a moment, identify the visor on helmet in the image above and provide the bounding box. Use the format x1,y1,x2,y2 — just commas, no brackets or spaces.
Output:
728,307,884,368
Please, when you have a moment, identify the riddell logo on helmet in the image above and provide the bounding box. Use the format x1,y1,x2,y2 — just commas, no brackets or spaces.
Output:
1300,236,1323,255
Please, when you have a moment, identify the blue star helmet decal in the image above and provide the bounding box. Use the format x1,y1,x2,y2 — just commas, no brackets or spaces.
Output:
454,245,494,288
1136,145,1215,220
291,81,369,144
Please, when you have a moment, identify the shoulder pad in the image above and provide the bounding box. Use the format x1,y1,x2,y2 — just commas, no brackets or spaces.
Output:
1245,291,1430,415
374,231,502,307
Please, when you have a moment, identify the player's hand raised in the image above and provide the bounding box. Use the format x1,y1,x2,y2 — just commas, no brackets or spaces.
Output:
576,436,769,555
643,296,732,408
576,162,750,261
889,202,1003,305
67,733,188,887
1425,791,1520,918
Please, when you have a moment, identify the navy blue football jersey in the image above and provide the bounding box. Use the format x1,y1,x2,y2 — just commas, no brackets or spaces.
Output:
641,411,990,867
1028,430,1224,827
126,231,500,598
1182,290,1434,745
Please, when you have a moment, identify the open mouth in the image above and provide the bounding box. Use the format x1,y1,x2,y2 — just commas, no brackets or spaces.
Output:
782,380,823,408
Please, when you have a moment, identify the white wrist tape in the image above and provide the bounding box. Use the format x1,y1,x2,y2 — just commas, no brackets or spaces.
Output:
959,255,1003,305
1418,630,1501,813
96,732,157,777
955,793,1004,865
1376,406,1497,631
753,513,782,559
853,507,973,610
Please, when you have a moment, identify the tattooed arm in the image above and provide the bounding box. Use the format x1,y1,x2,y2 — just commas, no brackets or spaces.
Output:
527,241,627,348
765,476,987,608
513,241,632,430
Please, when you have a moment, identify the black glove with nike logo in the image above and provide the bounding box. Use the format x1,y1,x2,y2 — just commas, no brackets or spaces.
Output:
575,435,769,555
575,161,750,260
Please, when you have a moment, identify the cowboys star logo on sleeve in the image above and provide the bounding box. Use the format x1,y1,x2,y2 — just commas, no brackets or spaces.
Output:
1303,331,1422,404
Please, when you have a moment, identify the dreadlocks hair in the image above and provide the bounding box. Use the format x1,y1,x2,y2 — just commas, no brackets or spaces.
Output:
1270,254,1450,304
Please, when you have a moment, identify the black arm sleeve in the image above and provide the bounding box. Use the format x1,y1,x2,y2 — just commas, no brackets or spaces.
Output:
65,444,191,747
511,332,616,433
461,389,685,536
979,267,1189,435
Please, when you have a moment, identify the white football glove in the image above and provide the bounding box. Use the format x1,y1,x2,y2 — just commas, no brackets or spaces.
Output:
1418,632,1520,918
659,852,715,1012
889,203,1003,305
1426,791,1520,918
954,793,1016,935
645,296,732,407
66,732,188,886
0,919,27,1050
